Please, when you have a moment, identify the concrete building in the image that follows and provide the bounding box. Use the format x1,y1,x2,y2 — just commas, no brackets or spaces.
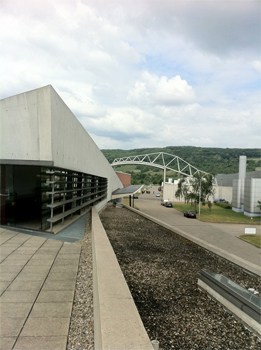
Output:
232,156,261,217
163,156,261,217
0,85,122,232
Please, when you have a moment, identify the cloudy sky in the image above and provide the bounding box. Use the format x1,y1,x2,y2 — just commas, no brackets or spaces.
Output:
1,0,260,149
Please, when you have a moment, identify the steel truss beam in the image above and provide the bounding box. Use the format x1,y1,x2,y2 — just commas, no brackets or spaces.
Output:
111,152,208,177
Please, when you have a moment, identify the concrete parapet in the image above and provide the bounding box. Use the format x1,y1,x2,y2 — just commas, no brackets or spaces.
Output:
198,279,261,337
92,207,154,350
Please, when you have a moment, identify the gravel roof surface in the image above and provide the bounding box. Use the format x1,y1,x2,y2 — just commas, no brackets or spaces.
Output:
67,215,94,350
100,204,261,350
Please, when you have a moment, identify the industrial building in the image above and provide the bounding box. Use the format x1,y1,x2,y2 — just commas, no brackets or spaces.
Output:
163,156,261,217
0,85,122,232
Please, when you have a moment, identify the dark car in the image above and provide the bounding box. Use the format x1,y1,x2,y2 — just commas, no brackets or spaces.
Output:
213,198,227,203
184,211,196,218
165,201,173,208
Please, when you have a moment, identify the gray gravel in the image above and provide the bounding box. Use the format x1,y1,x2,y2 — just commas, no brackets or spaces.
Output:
67,214,94,350
100,204,261,350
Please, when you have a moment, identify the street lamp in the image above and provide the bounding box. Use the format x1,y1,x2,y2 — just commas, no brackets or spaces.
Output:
198,177,201,218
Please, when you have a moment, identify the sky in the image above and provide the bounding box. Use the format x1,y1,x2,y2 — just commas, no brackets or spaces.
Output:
0,0,260,150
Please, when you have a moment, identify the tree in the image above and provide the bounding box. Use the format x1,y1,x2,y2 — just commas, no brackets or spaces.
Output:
176,173,215,210
175,177,190,203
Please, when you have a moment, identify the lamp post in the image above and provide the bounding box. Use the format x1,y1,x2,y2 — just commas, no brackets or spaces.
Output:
198,177,201,218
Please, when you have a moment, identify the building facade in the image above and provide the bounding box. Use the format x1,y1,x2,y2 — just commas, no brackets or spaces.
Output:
115,171,131,188
0,85,122,232
162,156,261,217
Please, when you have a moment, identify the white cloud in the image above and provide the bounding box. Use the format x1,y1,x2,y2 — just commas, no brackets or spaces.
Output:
0,0,260,150
128,72,195,106
252,60,261,74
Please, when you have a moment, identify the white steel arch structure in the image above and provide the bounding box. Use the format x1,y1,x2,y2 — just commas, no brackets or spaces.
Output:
111,152,208,177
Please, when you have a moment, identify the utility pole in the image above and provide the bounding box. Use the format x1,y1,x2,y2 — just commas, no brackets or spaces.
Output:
163,167,166,199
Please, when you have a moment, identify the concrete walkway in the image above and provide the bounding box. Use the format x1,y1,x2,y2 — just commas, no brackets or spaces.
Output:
134,197,261,276
0,227,81,350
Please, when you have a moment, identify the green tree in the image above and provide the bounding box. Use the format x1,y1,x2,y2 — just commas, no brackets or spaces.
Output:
176,173,215,210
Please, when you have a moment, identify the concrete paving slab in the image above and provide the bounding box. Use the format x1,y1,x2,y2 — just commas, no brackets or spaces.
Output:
0,265,24,274
0,272,19,282
0,318,25,337
42,241,63,248
59,243,81,253
0,255,10,263
1,256,31,265
47,272,77,281
54,254,80,262
0,229,17,242
25,253,55,266
48,268,78,277
27,260,56,267
0,290,39,303
0,247,18,255
15,247,39,254
49,265,79,273
6,280,43,292
30,302,72,318
13,336,67,350
4,234,30,245
0,336,16,350
52,259,79,267
20,317,70,336
0,224,82,350
22,238,46,247
41,279,76,291
0,281,10,293
14,272,48,281
35,248,61,255
21,265,50,274
0,303,32,318
36,290,75,303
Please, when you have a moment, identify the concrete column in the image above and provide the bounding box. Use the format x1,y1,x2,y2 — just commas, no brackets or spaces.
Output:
239,156,246,210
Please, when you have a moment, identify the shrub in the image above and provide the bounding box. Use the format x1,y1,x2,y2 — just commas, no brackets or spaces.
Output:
214,202,232,209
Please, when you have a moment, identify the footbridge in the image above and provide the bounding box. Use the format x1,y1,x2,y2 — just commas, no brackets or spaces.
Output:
111,152,208,178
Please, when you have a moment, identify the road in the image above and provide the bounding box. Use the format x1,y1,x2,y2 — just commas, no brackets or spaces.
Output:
132,193,261,275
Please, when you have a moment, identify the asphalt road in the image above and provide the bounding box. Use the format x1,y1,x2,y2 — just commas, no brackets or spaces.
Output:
133,193,261,275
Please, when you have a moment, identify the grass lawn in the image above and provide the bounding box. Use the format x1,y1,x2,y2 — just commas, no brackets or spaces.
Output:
238,235,261,248
174,202,261,224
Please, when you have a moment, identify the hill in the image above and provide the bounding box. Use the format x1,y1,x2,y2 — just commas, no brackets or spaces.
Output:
102,146,261,185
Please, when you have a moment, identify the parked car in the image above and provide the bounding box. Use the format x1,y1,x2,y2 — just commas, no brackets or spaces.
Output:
184,211,196,218
164,201,173,208
156,192,161,197
213,198,227,203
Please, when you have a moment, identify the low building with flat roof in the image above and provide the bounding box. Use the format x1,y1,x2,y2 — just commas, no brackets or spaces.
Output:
0,85,122,232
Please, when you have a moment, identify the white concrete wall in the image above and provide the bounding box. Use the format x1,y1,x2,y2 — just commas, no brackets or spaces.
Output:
0,85,122,200
244,178,261,216
49,87,122,199
163,182,232,203
163,182,179,202
0,86,52,161
214,186,233,202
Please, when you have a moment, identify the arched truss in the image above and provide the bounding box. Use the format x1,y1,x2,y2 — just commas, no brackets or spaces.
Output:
111,152,209,177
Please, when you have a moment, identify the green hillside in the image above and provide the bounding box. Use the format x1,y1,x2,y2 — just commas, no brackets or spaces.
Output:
102,146,261,185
